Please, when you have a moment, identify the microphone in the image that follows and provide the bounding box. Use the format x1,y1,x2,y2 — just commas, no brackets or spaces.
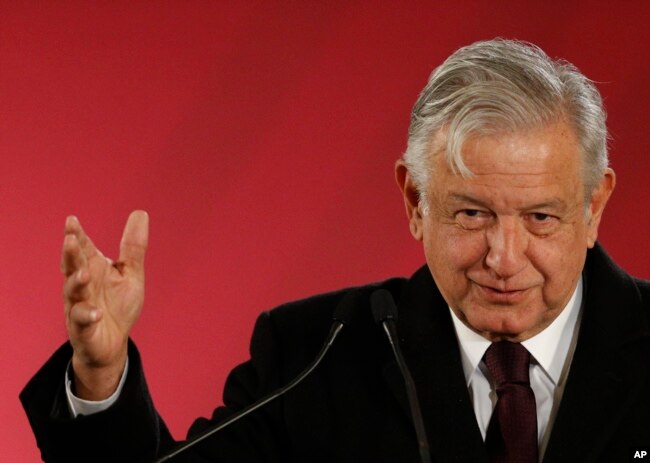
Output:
370,289,432,463
154,292,356,462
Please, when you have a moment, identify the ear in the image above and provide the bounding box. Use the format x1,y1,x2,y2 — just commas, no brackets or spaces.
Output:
395,159,424,241
586,168,616,248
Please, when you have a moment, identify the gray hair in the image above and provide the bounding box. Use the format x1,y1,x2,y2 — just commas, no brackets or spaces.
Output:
403,39,608,210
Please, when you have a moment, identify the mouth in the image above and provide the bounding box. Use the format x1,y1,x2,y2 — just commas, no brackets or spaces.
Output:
473,282,530,304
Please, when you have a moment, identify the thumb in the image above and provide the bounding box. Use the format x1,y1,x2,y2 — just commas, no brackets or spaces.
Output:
119,210,149,271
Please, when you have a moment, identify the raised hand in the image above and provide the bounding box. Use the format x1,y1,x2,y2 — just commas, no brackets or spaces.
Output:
61,210,149,400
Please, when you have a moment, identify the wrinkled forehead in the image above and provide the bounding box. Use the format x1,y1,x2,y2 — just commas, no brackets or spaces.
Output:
427,123,588,214
428,120,584,178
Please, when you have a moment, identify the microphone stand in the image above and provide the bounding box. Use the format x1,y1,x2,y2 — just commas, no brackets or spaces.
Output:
371,289,432,463
155,295,354,462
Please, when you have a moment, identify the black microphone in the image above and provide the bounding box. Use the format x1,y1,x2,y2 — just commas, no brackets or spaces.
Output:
370,289,432,463
154,292,356,462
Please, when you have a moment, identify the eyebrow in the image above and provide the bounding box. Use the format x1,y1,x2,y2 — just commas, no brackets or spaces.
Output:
447,193,491,209
447,193,566,211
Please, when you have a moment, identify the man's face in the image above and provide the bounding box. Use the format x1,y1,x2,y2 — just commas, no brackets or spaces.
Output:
397,121,615,342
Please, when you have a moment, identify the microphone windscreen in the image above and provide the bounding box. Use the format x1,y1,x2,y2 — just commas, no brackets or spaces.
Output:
370,289,398,324
332,290,361,326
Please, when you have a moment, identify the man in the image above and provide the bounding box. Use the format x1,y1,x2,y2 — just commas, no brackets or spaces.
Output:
21,39,649,462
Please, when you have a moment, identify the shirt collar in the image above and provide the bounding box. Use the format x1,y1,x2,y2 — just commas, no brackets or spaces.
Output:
450,277,583,386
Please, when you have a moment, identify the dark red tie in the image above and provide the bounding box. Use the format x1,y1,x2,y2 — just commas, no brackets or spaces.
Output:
484,342,538,463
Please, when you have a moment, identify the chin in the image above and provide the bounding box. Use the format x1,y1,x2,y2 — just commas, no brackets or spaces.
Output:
463,308,541,341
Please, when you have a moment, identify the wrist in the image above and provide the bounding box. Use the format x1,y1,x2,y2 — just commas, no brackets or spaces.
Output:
71,350,128,401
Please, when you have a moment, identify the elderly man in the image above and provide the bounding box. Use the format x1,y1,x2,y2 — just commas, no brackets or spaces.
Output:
22,39,649,462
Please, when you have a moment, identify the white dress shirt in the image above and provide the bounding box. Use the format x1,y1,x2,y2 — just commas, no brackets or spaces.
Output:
449,277,583,460
65,357,129,417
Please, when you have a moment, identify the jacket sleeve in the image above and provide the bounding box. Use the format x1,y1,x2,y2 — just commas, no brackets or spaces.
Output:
20,311,289,463
20,339,171,462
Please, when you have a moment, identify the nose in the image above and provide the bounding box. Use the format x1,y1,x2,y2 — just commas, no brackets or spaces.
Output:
484,217,528,279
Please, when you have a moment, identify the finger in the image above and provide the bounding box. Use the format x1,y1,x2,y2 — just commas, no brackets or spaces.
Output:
64,215,99,259
63,268,91,304
118,210,149,272
61,234,88,277
68,302,102,327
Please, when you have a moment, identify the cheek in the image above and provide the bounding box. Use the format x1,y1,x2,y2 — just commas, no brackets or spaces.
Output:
423,225,487,274
529,237,587,304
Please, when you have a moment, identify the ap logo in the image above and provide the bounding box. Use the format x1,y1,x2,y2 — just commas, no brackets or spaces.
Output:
632,448,649,460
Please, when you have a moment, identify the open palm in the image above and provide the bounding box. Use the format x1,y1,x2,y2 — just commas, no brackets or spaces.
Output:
61,210,148,399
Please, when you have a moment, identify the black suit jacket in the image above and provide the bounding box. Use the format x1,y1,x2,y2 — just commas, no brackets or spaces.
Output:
21,244,650,462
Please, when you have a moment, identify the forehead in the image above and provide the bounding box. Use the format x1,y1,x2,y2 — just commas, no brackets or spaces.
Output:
433,121,582,178
429,121,585,206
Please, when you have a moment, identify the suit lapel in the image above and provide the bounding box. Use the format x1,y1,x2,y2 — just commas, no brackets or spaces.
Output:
381,266,488,463
380,245,649,463
543,245,650,462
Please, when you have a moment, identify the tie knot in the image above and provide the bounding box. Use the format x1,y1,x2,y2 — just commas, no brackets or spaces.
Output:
484,342,531,387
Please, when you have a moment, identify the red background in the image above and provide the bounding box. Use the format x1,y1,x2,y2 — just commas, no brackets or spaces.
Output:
2,2,649,461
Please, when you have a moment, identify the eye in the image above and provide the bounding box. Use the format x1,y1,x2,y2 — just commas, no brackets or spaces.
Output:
531,212,551,222
526,212,559,234
456,209,491,229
